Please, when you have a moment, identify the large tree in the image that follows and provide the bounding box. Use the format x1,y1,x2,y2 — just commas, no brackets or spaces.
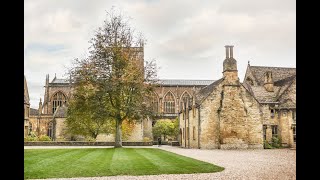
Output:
69,10,157,147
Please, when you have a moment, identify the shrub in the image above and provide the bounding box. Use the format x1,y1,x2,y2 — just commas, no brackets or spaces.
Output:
271,136,282,148
24,135,38,141
264,140,273,149
38,135,52,141
85,137,96,142
143,137,151,142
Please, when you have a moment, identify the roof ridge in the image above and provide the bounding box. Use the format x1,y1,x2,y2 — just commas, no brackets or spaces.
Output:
159,79,215,81
250,66,296,69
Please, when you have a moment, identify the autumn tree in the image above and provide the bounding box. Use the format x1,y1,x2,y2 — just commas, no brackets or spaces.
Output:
69,9,158,147
152,119,178,140
66,60,115,139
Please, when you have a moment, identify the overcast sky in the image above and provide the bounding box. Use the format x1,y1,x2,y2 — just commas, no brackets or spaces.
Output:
25,0,296,108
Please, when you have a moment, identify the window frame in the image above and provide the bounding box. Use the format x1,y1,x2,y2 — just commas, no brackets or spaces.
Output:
52,92,67,113
164,92,175,114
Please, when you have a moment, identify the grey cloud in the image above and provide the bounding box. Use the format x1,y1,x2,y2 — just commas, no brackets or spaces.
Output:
25,0,295,107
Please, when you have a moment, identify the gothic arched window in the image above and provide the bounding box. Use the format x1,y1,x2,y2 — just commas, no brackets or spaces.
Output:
164,92,175,113
52,92,67,113
180,92,193,110
151,93,159,113
47,122,53,139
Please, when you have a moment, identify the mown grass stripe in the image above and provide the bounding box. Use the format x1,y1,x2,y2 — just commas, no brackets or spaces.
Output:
24,148,224,179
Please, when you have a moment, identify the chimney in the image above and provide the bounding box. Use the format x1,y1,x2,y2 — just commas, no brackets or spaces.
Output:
223,45,238,84
223,45,237,72
264,71,274,92
225,45,230,59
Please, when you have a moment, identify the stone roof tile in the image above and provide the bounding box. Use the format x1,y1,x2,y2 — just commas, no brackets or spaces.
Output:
250,66,296,85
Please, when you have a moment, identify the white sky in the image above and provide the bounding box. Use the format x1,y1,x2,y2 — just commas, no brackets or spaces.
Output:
25,0,296,108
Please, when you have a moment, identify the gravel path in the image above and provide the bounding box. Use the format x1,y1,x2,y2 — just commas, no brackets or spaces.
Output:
27,145,296,180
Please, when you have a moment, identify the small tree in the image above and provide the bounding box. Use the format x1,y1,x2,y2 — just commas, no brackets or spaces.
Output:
152,119,177,141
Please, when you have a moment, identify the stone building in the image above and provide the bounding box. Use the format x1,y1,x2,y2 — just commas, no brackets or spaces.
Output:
28,47,214,141
179,45,296,149
27,45,295,146
243,64,296,148
24,76,30,137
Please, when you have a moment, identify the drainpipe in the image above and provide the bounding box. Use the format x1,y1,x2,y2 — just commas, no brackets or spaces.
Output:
198,106,201,149
188,105,190,149
184,102,186,148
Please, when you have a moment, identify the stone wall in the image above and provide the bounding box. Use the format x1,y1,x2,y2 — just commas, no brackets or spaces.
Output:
54,117,68,141
198,84,223,149
29,115,53,136
96,119,149,142
24,141,153,146
180,79,264,149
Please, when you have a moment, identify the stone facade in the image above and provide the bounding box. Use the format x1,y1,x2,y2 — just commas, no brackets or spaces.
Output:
179,45,296,149
28,47,214,142
24,76,30,137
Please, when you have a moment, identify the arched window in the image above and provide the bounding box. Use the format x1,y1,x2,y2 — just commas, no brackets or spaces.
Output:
151,93,159,113
180,92,193,110
164,92,175,113
28,122,32,134
47,122,53,139
52,92,67,113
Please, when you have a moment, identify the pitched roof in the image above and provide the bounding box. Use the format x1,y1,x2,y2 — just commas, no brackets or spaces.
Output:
245,66,296,105
30,108,39,116
49,78,215,86
158,79,215,86
53,106,68,118
249,86,280,103
51,78,70,84
195,78,224,104
249,66,296,85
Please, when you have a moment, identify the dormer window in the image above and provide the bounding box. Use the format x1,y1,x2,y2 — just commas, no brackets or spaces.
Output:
246,77,254,86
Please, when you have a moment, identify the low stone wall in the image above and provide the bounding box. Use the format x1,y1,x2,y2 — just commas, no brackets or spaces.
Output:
24,141,153,146
170,141,180,146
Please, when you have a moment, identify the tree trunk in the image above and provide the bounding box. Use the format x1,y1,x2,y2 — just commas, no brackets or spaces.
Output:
115,119,122,148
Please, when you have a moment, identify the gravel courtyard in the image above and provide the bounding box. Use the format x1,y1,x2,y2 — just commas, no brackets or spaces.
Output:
27,145,296,180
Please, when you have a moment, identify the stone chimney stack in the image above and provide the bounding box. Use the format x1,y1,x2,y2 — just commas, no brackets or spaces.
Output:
264,71,274,92
223,45,239,85
225,45,230,59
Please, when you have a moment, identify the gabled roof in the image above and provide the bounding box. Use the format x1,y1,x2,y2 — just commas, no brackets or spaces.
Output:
244,66,296,106
249,66,296,86
51,78,70,84
275,75,296,99
49,78,215,86
249,86,280,103
30,108,39,116
158,79,215,86
195,78,224,105
53,106,68,118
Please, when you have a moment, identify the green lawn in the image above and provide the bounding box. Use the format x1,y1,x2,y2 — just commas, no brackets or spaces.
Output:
24,148,224,179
